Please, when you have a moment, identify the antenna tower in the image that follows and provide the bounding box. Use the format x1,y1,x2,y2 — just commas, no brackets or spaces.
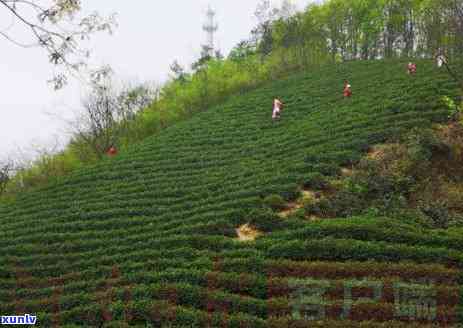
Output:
202,6,218,56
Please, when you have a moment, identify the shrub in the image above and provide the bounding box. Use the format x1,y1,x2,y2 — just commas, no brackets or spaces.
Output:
328,191,367,217
280,184,301,202
441,95,460,120
311,163,340,176
303,197,333,218
342,152,415,216
303,190,366,218
362,193,407,218
404,128,451,168
286,208,306,220
418,200,451,229
302,172,328,190
263,194,287,211
247,208,283,232
389,208,434,229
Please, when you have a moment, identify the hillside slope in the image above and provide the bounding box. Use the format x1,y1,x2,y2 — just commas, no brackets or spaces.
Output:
0,60,462,327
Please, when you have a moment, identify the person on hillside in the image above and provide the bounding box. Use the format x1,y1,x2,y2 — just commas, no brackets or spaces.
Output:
407,62,417,75
272,97,284,121
436,53,446,68
107,145,118,157
343,81,352,98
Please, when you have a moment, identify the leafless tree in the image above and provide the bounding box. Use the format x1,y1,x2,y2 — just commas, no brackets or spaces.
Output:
279,0,297,20
67,78,158,160
116,82,158,120
0,0,117,89
0,159,14,196
71,82,118,159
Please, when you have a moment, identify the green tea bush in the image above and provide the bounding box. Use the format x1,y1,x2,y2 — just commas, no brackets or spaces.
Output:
247,208,283,232
263,194,287,211
306,163,340,176
302,172,328,190
327,191,367,217
279,184,301,202
448,214,463,228
387,208,435,229
303,197,333,217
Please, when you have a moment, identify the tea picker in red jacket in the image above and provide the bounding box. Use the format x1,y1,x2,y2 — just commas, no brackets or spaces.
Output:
407,62,417,75
107,145,118,157
343,81,352,98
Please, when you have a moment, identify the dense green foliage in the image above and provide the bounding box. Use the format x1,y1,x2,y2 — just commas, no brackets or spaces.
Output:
144,0,463,151
3,0,462,198
301,123,463,228
0,60,462,326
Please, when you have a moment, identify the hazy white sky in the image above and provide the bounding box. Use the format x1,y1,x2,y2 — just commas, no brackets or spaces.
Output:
0,0,313,157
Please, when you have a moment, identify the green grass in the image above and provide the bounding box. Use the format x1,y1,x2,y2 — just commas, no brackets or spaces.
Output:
0,59,462,327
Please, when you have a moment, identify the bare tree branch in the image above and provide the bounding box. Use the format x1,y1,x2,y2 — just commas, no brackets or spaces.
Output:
0,159,14,196
64,75,157,160
0,0,117,89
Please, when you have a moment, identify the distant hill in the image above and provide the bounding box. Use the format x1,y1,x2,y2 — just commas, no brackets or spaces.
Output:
0,59,461,327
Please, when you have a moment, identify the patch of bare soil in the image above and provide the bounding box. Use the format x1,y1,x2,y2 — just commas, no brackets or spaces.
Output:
278,189,318,218
235,224,263,242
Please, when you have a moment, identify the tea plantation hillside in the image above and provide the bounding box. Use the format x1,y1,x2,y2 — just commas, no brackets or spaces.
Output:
0,59,462,327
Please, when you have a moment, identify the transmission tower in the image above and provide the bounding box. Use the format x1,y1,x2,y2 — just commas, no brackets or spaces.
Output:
202,6,218,57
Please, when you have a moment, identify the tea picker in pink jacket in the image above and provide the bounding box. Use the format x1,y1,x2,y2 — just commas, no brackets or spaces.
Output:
272,97,284,121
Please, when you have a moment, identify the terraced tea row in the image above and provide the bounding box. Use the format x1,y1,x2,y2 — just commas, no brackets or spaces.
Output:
1,259,458,326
